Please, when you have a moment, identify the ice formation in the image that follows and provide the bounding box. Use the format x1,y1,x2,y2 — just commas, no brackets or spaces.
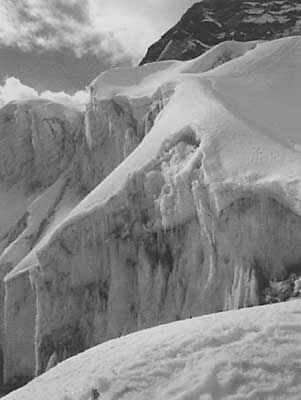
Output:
0,94,154,389
0,36,301,391
4,300,301,400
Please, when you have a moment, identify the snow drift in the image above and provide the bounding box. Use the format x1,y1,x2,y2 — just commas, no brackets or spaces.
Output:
1,36,301,389
4,300,301,400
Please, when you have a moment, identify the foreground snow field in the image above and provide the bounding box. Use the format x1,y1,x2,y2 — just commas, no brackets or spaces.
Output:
4,300,301,400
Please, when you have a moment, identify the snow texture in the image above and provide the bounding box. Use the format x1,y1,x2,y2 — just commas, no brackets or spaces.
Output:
1,36,301,390
4,300,301,400
0,94,154,387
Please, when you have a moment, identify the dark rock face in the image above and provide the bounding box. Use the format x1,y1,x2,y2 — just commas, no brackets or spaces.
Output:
140,0,301,64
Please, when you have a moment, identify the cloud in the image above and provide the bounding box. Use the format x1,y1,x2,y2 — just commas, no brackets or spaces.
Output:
0,0,101,57
0,77,39,103
0,0,195,63
0,77,89,110
40,89,89,110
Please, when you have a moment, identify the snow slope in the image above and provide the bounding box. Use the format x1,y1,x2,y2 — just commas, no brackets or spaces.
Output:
2,36,301,390
4,300,301,400
80,36,301,216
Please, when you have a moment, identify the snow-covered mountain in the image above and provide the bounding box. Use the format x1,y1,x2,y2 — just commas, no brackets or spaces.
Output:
140,0,301,64
0,34,300,396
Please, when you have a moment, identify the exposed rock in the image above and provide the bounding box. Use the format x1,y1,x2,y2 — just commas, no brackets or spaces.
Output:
264,273,301,303
140,0,301,64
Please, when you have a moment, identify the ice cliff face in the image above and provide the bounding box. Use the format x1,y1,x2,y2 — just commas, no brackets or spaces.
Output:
1,36,301,392
140,0,301,64
0,94,158,391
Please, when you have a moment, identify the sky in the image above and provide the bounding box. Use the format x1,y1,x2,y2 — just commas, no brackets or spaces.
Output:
0,0,195,108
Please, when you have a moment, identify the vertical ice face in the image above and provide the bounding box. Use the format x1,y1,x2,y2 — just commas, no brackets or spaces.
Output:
1,37,301,391
29,146,301,382
0,80,173,389
0,100,82,389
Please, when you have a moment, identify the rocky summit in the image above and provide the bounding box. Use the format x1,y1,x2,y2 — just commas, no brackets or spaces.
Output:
140,0,301,64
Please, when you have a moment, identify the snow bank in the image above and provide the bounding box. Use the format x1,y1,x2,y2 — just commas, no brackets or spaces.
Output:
90,40,258,101
4,300,301,400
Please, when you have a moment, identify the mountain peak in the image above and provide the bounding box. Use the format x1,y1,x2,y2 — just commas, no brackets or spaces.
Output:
140,0,301,64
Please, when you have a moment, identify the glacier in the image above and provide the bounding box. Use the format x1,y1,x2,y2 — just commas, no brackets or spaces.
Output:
0,36,301,391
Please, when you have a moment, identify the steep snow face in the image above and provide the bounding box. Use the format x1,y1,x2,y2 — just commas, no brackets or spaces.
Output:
0,100,84,387
4,300,301,400
0,94,159,389
0,99,83,389
82,88,173,191
0,99,80,243
2,37,301,390
0,100,81,186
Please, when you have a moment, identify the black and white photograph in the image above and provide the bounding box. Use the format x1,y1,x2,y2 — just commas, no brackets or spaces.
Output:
0,1,300,399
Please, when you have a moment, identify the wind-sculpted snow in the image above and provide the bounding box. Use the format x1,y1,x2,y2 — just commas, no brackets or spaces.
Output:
4,300,301,400
1,37,301,392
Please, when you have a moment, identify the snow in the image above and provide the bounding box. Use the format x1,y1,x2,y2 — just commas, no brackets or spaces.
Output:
246,14,288,24
192,39,211,49
0,72,173,385
89,60,179,100
3,175,79,281
202,36,301,211
4,300,301,400
68,36,301,222
70,40,258,217
90,41,257,101
2,36,301,390
0,99,87,386
243,0,301,23
0,98,82,253
202,15,222,28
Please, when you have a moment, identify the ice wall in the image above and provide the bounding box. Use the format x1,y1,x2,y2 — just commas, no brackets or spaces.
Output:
0,92,165,389
1,37,301,391
30,128,301,378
